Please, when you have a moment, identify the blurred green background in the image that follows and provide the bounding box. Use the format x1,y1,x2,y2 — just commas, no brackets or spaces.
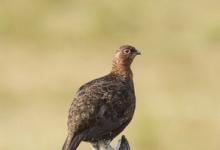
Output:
0,0,220,150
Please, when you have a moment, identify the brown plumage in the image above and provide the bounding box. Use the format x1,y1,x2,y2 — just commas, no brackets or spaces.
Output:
62,45,141,150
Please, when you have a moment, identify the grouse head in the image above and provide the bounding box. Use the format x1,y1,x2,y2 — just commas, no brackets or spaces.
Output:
113,45,141,67
111,45,140,77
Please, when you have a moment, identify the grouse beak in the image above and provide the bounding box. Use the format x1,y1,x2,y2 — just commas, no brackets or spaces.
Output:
135,50,141,55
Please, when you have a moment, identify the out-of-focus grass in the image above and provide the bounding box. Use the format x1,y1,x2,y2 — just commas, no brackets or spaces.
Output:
0,0,220,150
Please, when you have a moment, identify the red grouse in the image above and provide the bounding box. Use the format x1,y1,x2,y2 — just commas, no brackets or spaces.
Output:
62,45,141,150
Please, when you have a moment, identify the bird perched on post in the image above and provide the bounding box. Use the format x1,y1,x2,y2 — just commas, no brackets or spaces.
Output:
62,45,141,150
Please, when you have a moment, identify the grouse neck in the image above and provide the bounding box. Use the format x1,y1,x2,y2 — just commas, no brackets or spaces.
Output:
111,63,133,80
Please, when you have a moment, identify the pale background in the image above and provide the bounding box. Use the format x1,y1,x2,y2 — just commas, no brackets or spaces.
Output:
0,0,220,150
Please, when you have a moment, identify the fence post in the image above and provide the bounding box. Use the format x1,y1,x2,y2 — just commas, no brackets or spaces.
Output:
116,135,130,150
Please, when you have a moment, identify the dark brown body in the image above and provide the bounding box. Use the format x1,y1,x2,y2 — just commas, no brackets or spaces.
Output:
69,74,135,143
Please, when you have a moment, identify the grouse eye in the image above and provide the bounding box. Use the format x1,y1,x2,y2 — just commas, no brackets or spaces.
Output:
123,49,130,54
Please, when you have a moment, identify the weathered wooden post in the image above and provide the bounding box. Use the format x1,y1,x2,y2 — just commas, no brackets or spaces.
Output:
115,135,130,150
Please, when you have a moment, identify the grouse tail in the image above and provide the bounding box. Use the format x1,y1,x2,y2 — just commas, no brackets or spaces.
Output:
62,133,84,150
